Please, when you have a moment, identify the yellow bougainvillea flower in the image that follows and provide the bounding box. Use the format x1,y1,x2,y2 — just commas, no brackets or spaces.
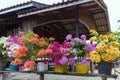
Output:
109,41,119,48
108,33,115,41
89,37,97,42
90,29,99,36
99,34,108,41
101,53,111,62
89,50,101,62
96,41,108,52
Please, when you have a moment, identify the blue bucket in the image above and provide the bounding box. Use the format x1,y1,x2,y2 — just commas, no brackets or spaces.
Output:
9,64,19,71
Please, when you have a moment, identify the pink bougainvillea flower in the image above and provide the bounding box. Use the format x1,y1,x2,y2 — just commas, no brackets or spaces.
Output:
60,48,67,54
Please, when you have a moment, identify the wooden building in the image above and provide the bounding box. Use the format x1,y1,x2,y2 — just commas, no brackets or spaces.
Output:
0,0,110,42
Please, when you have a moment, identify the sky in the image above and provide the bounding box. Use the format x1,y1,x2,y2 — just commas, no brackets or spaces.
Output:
0,0,120,32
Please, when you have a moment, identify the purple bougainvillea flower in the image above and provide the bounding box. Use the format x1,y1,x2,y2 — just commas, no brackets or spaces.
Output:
81,57,88,64
73,37,80,42
81,35,86,40
72,49,76,53
59,56,68,65
19,66,25,71
87,43,96,52
66,34,72,41
69,57,75,65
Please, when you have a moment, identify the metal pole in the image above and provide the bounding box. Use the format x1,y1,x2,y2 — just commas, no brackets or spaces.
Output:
75,19,79,37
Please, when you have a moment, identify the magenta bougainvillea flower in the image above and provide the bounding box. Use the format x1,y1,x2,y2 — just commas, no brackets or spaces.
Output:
48,41,75,66
9,36,19,42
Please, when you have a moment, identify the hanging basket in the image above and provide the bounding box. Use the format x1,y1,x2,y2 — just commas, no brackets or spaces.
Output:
75,64,89,74
98,62,112,75
55,64,67,73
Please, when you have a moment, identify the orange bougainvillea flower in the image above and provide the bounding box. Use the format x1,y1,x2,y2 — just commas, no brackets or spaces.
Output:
28,37,38,43
19,36,28,42
34,34,39,38
49,37,55,41
15,58,22,65
45,49,53,54
47,44,53,48
38,49,46,57
24,61,35,69
13,53,18,57
12,58,22,66
39,40,48,47
16,46,28,58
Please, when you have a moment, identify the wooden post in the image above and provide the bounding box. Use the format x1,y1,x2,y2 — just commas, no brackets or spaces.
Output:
90,62,94,74
40,72,44,80
75,19,79,37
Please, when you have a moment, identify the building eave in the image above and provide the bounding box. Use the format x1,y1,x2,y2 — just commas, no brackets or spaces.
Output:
18,0,94,18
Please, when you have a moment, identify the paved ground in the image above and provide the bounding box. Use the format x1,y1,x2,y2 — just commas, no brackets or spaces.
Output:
2,66,120,80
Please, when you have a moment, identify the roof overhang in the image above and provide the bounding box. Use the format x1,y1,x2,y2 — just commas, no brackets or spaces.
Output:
0,4,34,15
18,0,95,18
0,1,47,16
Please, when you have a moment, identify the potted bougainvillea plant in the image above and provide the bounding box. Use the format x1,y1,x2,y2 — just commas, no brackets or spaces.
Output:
88,30,120,75
65,34,89,74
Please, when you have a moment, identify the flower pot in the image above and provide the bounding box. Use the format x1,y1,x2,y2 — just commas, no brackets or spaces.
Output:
55,64,67,73
0,61,6,71
98,62,112,75
9,64,19,71
37,62,48,72
75,64,89,74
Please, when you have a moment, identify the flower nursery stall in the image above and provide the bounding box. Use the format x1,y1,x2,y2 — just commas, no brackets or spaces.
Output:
0,0,119,80
0,30,119,80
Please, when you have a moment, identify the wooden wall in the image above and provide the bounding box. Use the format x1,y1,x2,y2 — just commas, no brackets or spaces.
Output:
78,11,96,30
